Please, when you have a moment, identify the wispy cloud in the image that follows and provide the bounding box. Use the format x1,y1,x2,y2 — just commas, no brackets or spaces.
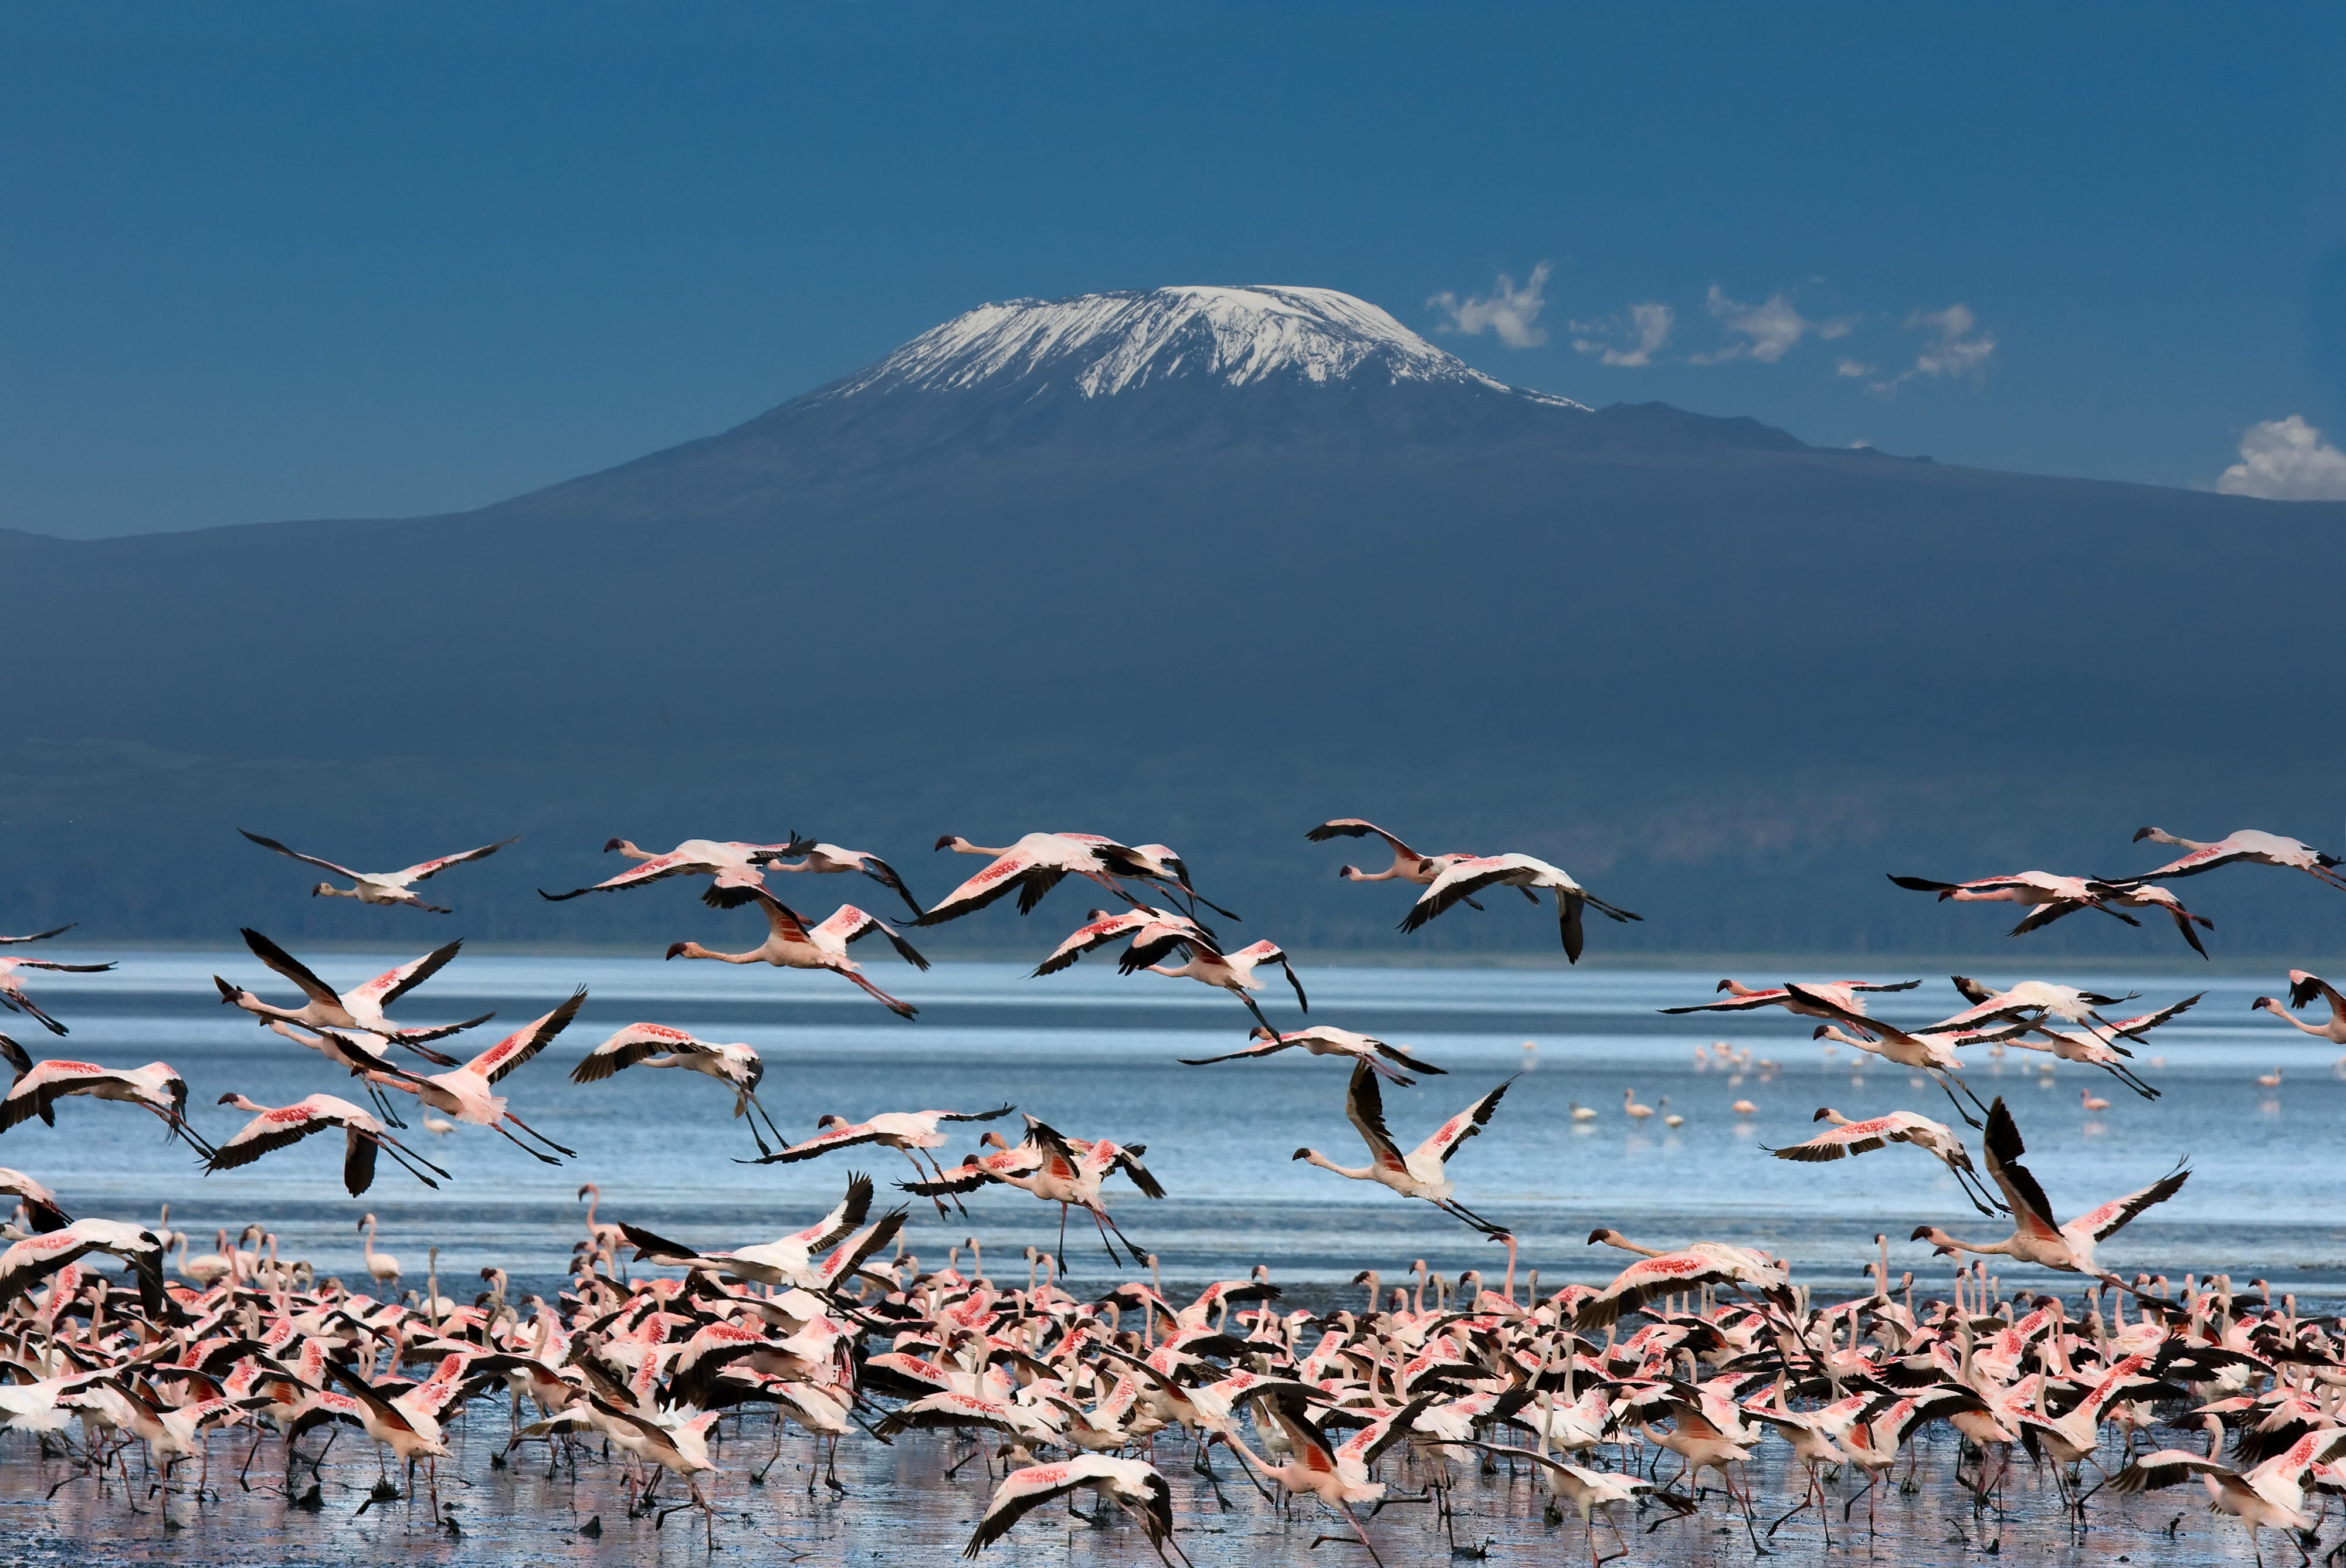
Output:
1569,301,1674,366
1428,263,1552,348
1870,304,1994,393
1688,286,1857,365
2215,415,2346,500
1835,358,1873,378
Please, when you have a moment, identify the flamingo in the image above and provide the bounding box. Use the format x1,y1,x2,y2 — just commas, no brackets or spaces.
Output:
358,1213,402,1286
916,832,1145,924
2009,882,2216,958
1032,907,1216,977
1622,1087,1654,1121
2256,1067,2283,1089
0,924,74,945
0,955,116,1036
616,1175,903,1289
1131,933,1307,1031
1887,870,2139,925
1909,1097,2188,1298
763,841,924,919
1291,1059,1513,1236
1806,1018,1986,1128
901,1121,1164,1267
1055,834,1239,919
568,1022,785,1153
1765,1108,1998,1211
2112,1417,2346,1568
208,1092,452,1194
1916,974,2147,1048
213,929,490,1064
537,833,811,901
2250,970,2346,1043
1304,818,1478,887
1398,854,1641,962
514,1393,724,1546
1959,993,2199,1101
1178,1024,1445,1085
741,1104,1016,1192
1659,977,1920,1039
0,1218,167,1316
1568,1101,1599,1122
1462,1441,1677,1564
260,1019,443,1125
359,990,586,1164
664,888,926,1019
1574,1230,1791,1329
0,1166,69,1232
0,1039,213,1155
238,828,517,911
2117,826,2345,892
965,1456,1182,1564
1223,1391,1422,1568
2081,1088,2111,1114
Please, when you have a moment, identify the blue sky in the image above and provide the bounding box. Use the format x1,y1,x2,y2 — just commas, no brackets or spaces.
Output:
5,2,2341,537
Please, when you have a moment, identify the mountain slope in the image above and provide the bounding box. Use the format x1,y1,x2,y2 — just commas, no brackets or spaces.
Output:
6,285,2344,956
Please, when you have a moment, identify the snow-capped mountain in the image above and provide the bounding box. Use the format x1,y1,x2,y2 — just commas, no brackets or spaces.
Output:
818,285,1590,408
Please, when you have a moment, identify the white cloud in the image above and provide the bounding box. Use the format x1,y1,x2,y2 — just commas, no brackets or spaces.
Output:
1870,304,1994,393
1835,358,1874,378
1689,286,1857,365
1427,263,1552,348
2216,415,2346,500
1569,301,1674,366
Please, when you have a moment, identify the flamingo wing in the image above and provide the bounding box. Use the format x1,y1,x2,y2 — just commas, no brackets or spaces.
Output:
2067,1163,2191,1243
396,836,520,884
349,939,465,1011
787,1173,876,1250
820,906,930,969
205,1101,346,1172
1847,979,1924,993
238,929,341,1007
1305,817,1423,860
539,850,703,901
463,989,587,1084
1416,1078,1513,1165
2287,970,2346,1016
1765,1117,1906,1162
935,1104,1018,1123
238,830,362,880
1033,911,1149,976
568,1023,704,1083
914,848,1045,926
1340,1060,1411,1176
848,853,925,919
745,1122,890,1164
1979,1099,2065,1242
1398,856,1527,934
0,925,76,946
1657,992,1786,1015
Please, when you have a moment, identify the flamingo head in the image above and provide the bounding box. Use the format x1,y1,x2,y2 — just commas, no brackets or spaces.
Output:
815,1114,846,1129
1290,1148,1313,1161
933,835,963,852
1248,1026,1277,1041
2249,996,2277,1011
1586,1228,1622,1247
2131,827,2158,842
663,942,690,961
1812,1024,1834,1040
1812,1107,1835,1122
978,1131,1009,1149
310,881,332,898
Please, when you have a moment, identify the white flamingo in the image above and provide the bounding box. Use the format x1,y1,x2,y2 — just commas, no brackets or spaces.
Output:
238,829,517,912
206,1093,450,1196
665,888,926,1019
1291,1059,1513,1236
213,929,489,1063
1767,1107,1999,1213
0,955,116,1037
917,833,1145,925
0,1040,213,1155
2250,970,2346,1043
1398,854,1641,962
1304,819,1478,887
569,1022,785,1152
764,842,924,919
1660,978,1920,1040
2117,826,2345,892
538,834,810,902
360,991,586,1165
358,1212,402,1286
1178,1024,1445,1085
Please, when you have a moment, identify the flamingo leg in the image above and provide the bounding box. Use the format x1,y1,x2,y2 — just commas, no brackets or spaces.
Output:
498,1109,577,1158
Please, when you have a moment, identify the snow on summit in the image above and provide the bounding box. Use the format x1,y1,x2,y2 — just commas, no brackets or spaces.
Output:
827,285,1587,406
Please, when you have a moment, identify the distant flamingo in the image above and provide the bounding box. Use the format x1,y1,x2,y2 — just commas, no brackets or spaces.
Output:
1305,819,1479,887
358,1213,402,1286
1398,854,1640,962
538,834,811,902
1622,1088,1654,1121
2080,1088,2110,1114
239,829,517,912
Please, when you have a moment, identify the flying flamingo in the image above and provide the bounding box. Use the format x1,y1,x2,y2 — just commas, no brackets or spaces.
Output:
965,1455,1182,1565
1178,1024,1445,1085
207,1092,452,1195
1056,834,1239,919
568,1023,785,1153
213,929,491,1064
741,1103,1017,1197
0,1167,69,1233
1805,1018,1986,1128
2117,826,2345,892
1130,932,1307,1031
537,833,812,901
1033,907,1216,976
0,924,74,946
0,955,116,1036
1398,854,1641,962
1574,1230,1792,1329
916,832,1147,925
1304,819,1479,888
1887,870,2138,925
2250,971,2346,1043
1909,1097,2188,1299
1955,993,2201,1101
763,841,925,919
1765,1107,2001,1214
1291,1059,1513,1236
238,828,517,911
359,990,586,1164
0,1038,213,1155
1660,978,1920,1040
616,1175,903,1289
2009,883,2216,958
664,888,927,1019
0,1219,167,1314
1917,976,2149,1048
2112,1417,2346,1567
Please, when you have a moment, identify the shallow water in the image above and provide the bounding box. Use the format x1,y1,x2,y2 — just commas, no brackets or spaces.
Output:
14,952,2344,1307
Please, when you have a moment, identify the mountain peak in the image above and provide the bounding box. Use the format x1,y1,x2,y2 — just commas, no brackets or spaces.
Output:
819,284,1590,408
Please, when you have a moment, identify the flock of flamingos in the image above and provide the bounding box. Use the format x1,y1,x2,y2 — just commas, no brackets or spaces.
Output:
2,816,2346,1563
